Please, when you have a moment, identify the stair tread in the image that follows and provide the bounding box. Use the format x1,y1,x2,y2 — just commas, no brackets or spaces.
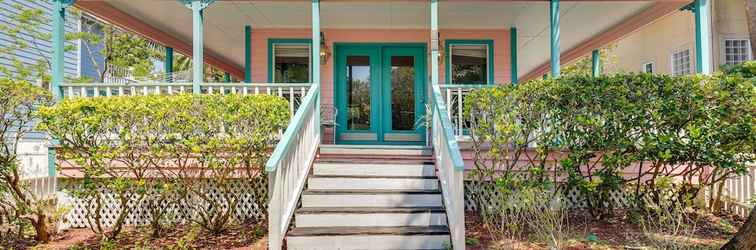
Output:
310,175,437,179
303,189,440,194
287,226,450,237
297,206,446,214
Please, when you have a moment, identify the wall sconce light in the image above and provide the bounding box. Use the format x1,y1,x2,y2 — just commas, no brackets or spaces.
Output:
320,32,331,64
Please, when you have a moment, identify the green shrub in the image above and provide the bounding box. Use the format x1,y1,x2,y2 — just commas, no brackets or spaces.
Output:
36,94,289,238
0,78,54,243
465,70,755,217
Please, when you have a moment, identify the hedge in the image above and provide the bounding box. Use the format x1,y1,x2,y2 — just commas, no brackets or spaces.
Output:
36,94,289,238
465,63,755,216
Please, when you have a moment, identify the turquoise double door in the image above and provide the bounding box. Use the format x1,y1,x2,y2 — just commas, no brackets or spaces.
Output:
334,44,426,145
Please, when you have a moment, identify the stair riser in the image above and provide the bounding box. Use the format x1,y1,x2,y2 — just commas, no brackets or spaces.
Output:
313,164,435,177
302,194,443,207
308,178,438,190
296,212,447,227
319,147,431,156
287,235,450,250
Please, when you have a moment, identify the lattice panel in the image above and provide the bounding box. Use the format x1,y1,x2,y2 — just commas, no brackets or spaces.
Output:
464,181,634,211
61,178,267,228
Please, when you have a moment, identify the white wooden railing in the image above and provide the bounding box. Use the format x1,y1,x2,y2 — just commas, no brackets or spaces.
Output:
438,84,491,137
265,84,320,250
431,84,466,250
21,176,57,200
59,82,312,116
720,164,756,217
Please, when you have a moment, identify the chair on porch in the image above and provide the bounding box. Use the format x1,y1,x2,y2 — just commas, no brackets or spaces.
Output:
320,104,339,144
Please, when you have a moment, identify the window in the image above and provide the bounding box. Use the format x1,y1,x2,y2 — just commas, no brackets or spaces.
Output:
723,39,752,65
271,42,311,83
446,41,492,84
671,49,691,76
642,62,654,73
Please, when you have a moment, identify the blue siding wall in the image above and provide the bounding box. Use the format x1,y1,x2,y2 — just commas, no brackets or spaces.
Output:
0,0,80,81
79,17,105,82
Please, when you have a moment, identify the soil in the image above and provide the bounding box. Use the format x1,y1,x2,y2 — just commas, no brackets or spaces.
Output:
23,222,267,250
465,210,744,250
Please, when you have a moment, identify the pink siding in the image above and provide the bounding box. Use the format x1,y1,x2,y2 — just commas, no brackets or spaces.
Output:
252,28,510,144
252,28,511,105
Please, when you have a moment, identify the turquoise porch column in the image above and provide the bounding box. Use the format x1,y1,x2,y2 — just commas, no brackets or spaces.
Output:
591,49,600,77
694,0,712,74
245,25,252,83
550,0,561,78
183,0,215,93
52,0,76,100
431,0,439,86
312,0,321,136
165,47,174,82
510,26,518,84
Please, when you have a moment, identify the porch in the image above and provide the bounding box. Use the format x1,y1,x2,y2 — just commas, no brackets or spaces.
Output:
49,0,710,249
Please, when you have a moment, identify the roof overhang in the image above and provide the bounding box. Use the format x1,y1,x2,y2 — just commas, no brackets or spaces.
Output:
75,0,691,81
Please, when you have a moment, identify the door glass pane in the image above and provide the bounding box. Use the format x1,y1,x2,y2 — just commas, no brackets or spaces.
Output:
346,56,371,130
391,56,415,131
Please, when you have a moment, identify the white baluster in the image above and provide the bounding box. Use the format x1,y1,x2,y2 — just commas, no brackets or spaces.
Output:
106,87,112,97
243,87,248,95
93,87,99,97
208,86,214,94
220,86,225,94
118,86,124,96
456,88,463,135
232,86,237,94
68,86,74,98
167,86,173,95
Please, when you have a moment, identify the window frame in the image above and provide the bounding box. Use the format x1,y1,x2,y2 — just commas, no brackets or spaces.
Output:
670,48,692,76
721,38,752,65
267,38,313,83
642,61,655,73
444,39,494,85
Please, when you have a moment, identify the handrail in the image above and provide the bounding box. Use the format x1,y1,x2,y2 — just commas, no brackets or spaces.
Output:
265,84,319,172
432,84,465,170
431,83,465,249
265,84,320,250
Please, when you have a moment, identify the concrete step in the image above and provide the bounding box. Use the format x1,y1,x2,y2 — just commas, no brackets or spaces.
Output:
301,189,443,208
313,162,435,177
319,145,432,157
295,207,447,227
307,175,439,190
286,226,450,250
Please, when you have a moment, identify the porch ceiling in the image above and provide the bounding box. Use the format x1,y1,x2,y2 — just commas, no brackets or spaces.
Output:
89,0,675,81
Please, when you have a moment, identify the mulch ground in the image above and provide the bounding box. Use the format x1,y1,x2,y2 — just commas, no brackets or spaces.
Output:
22,222,267,250
464,210,743,250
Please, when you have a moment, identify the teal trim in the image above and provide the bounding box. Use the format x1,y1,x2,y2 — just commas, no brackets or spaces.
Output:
694,0,711,74
266,38,313,83
52,0,75,100
265,85,320,172
550,0,561,78
333,43,427,145
244,25,252,83
510,27,518,85
47,140,59,177
591,49,600,77
223,72,231,82
444,39,495,85
165,47,174,82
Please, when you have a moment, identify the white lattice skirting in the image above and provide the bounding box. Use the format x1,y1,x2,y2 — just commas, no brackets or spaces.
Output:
60,179,639,229
60,178,268,228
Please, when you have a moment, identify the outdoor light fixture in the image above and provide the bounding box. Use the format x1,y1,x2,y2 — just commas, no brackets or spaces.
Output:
320,32,331,64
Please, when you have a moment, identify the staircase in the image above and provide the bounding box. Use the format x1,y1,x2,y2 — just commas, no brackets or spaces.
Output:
285,145,452,250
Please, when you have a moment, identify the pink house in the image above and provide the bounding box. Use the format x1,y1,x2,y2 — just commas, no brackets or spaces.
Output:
50,0,709,249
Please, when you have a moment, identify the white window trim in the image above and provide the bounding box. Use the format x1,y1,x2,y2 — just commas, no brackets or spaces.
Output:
721,37,753,65
641,61,655,73
449,43,491,84
271,43,312,83
670,47,692,76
